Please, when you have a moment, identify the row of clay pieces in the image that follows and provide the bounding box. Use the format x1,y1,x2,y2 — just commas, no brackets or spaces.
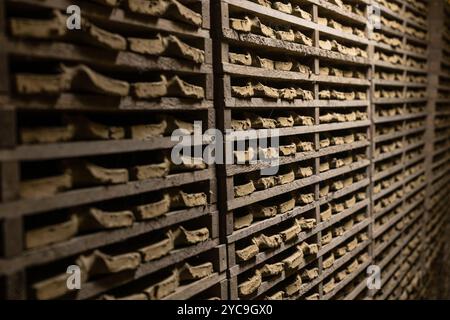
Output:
230,51,312,74
264,236,369,299
16,64,204,99
239,243,320,297
240,230,369,298
320,132,367,148
318,90,367,101
319,66,366,79
234,151,366,199
371,32,403,48
19,158,207,199
318,39,367,58
230,16,313,46
234,169,366,231
11,10,204,62
318,17,365,38
100,260,214,300
231,112,313,131
25,189,208,249
20,115,195,144
233,164,314,198
406,58,427,70
236,218,318,265
253,0,312,21
232,82,313,100
325,0,366,17
374,51,404,65
319,110,368,123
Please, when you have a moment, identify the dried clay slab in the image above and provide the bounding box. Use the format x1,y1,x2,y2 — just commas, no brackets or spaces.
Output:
258,147,279,160
129,34,205,63
296,166,313,178
249,204,277,219
234,212,254,230
236,244,259,262
323,254,335,269
173,226,209,246
323,278,336,294
238,271,262,297
25,215,79,249
15,73,72,95
68,161,129,187
68,116,125,140
306,293,320,300
144,270,180,300
75,207,135,231
253,83,279,99
279,143,297,156
280,223,301,242
254,176,276,190
32,272,77,300
20,172,73,199
298,193,314,205
131,157,171,180
82,19,127,51
130,118,168,139
273,1,292,14
126,0,202,27
302,267,319,282
229,52,252,66
234,148,255,164
234,181,256,198
77,249,141,277
171,156,207,172
134,193,171,220
232,83,254,98
231,118,252,131
299,242,319,256
285,275,302,296
276,169,295,185
170,190,207,208
133,75,204,99
252,234,283,250
62,64,130,97
320,204,332,222
9,10,67,39
254,56,275,70
139,231,174,262
259,262,284,278
278,197,295,214
283,249,305,270
321,231,333,245
20,124,76,144
265,291,284,300
296,217,316,230
179,262,213,281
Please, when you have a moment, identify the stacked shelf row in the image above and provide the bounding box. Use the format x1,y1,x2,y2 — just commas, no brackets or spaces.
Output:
363,0,429,300
213,0,372,300
0,0,226,300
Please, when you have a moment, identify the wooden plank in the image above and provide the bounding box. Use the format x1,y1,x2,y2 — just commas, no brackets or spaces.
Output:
7,40,212,74
8,94,213,112
0,169,212,219
8,0,210,39
0,136,210,162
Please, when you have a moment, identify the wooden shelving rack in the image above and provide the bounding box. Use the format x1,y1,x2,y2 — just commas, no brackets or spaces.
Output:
0,0,449,300
0,0,225,300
